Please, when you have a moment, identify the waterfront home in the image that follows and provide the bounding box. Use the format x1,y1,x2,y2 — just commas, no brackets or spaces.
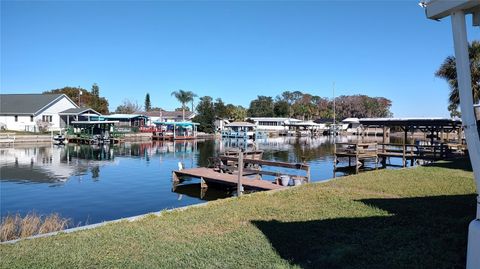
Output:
248,117,301,133
145,110,196,125
0,93,78,132
222,122,256,139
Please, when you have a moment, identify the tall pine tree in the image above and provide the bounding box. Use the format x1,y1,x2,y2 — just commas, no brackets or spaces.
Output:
145,93,151,112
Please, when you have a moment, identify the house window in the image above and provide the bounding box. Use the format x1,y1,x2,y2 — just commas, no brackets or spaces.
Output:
30,116,34,122
14,115,18,122
42,115,52,122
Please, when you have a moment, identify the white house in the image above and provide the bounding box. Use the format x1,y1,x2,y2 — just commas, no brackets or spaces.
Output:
0,94,78,132
248,117,302,132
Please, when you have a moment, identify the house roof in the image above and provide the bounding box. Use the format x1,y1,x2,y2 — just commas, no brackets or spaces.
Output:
225,122,256,127
249,117,300,122
342,118,360,123
0,94,78,115
145,110,196,119
284,121,323,127
153,121,199,126
103,114,148,119
59,107,100,116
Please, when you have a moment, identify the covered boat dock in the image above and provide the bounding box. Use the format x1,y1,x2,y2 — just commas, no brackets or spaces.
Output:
334,117,465,171
67,120,121,144
152,121,199,140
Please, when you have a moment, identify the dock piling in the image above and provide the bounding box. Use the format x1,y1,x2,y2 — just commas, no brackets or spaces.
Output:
237,151,244,197
200,177,208,189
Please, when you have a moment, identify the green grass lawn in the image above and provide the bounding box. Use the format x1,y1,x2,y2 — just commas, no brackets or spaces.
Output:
0,159,476,268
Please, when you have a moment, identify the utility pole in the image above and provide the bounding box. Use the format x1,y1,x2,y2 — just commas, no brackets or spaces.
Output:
333,82,336,139
333,82,336,126
78,89,82,107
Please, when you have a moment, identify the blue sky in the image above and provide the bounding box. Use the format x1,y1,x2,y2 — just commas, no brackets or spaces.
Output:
1,1,479,117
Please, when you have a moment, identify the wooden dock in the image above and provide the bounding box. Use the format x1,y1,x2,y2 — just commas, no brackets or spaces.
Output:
334,142,457,172
334,142,378,173
172,167,285,191
67,135,122,145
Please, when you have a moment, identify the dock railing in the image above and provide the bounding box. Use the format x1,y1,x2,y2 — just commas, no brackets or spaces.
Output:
216,155,311,183
378,143,450,161
334,142,378,173
334,142,378,157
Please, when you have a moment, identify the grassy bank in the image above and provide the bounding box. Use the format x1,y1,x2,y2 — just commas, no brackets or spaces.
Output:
0,159,476,268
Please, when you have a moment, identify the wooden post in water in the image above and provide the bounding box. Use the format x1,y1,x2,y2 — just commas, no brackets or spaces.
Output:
306,165,311,183
200,177,208,189
333,143,337,171
172,171,180,183
355,143,359,174
237,150,244,197
173,123,176,140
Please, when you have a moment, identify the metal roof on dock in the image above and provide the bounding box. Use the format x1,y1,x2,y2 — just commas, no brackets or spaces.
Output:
358,117,462,127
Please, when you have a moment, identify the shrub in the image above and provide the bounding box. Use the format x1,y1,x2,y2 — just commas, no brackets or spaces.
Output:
0,212,70,242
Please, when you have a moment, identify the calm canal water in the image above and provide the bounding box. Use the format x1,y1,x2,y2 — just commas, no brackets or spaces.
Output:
0,137,404,226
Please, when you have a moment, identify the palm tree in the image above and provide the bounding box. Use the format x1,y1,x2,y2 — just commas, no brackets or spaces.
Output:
436,40,480,116
171,90,197,121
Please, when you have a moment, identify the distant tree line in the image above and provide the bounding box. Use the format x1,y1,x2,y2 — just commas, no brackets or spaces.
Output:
44,85,392,130
191,91,392,133
246,91,392,120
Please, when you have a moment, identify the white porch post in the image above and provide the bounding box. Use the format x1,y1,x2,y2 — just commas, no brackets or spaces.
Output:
451,11,480,269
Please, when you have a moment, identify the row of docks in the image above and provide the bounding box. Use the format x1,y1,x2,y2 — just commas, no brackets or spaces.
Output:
333,117,466,173
334,142,462,173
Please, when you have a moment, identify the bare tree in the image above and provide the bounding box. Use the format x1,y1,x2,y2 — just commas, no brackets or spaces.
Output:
115,99,143,114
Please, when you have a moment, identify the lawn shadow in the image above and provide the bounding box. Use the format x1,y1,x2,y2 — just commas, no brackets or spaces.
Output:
252,194,476,269
426,158,472,172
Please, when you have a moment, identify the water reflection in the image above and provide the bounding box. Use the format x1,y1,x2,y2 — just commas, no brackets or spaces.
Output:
1,137,404,225
0,136,392,186
172,183,230,201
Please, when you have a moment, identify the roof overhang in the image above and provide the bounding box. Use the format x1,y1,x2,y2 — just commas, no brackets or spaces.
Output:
103,114,148,119
153,121,199,126
225,122,256,127
358,117,462,128
59,108,101,116
0,113,34,116
71,120,119,124
284,121,322,127
424,0,480,25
